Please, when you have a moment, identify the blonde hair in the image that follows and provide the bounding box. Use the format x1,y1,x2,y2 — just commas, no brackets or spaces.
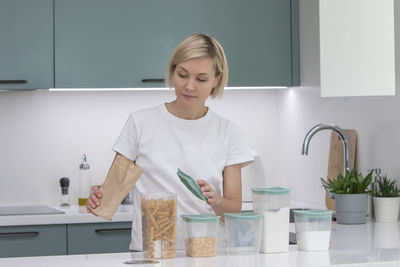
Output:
166,33,229,98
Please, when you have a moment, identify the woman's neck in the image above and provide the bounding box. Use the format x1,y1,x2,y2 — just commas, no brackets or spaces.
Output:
165,101,208,120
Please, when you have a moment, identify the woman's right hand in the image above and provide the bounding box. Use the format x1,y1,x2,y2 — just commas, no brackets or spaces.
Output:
85,185,102,215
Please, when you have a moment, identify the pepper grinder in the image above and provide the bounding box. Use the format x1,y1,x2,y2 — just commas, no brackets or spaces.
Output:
59,177,70,206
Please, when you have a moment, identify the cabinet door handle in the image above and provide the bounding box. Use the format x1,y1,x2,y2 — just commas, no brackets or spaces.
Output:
0,231,39,238
141,79,165,83
0,80,28,84
95,228,131,233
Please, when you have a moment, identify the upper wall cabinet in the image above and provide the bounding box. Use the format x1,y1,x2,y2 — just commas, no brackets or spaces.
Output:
54,0,299,88
319,0,395,97
0,0,54,90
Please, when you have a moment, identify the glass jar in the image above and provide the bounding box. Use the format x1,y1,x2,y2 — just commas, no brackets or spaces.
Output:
224,212,263,255
293,209,333,251
141,191,177,259
181,214,220,257
252,187,291,253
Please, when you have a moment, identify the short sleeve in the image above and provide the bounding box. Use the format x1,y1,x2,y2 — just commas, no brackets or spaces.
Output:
226,123,254,168
112,114,139,161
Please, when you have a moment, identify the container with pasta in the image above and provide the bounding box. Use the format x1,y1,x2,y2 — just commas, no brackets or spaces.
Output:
181,214,220,257
141,192,177,259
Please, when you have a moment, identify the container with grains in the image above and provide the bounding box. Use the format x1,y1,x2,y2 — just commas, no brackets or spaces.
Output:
181,214,220,257
141,192,177,259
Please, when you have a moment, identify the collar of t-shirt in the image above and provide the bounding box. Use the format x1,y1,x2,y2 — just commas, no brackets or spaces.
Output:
159,103,213,126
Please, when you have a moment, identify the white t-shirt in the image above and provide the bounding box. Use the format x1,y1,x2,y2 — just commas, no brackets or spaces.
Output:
113,103,254,251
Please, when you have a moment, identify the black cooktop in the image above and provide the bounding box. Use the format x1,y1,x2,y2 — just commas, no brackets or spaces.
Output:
0,205,65,216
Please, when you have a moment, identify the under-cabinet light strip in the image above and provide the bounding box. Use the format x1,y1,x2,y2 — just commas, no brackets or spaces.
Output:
49,86,288,91
49,88,168,91
226,86,288,89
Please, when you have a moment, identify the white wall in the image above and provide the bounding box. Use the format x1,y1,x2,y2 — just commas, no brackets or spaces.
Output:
0,89,278,206
1,0,400,209
275,0,400,208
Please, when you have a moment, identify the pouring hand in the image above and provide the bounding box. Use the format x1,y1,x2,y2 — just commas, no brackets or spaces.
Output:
86,185,102,215
197,179,222,207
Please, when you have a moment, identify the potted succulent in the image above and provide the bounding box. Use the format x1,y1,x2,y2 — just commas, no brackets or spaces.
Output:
371,170,400,223
324,169,373,224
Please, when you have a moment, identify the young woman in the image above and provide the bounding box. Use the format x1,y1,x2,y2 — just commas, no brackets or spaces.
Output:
86,33,254,250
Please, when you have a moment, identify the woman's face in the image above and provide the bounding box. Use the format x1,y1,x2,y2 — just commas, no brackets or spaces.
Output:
173,57,220,109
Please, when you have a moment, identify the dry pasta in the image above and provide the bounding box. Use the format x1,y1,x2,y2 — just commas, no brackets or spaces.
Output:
142,197,177,259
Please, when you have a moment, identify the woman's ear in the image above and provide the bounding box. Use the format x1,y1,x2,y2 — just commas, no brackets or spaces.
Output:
214,74,222,88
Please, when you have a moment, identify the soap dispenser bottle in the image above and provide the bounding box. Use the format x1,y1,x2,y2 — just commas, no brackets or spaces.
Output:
78,154,92,206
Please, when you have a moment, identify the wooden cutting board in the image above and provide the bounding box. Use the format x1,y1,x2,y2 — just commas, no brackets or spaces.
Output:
326,129,357,210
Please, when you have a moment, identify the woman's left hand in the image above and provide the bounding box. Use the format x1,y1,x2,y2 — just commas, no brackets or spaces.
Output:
197,179,222,206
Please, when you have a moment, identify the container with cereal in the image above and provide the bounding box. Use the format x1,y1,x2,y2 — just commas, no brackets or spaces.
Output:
181,214,220,257
141,191,177,259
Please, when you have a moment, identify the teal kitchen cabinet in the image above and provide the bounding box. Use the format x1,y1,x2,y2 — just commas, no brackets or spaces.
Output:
0,224,67,258
0,222,131,257
67,222,132,255
54,0,299,88
0,0,54,90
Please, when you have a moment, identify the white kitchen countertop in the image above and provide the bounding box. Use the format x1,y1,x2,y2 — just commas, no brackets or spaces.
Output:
0,200,318,227
1,220,400,266
0,205,133,226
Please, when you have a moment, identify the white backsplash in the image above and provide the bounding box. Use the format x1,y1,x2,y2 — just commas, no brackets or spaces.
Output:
0,89,279,206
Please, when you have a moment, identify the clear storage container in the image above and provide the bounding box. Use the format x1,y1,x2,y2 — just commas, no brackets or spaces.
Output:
224,212,263,255
141,191,177,259
293,209,333,251
181,214,220,257
252,187,291,253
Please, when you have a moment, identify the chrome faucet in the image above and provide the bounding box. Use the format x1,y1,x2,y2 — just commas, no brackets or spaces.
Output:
302,123,350,173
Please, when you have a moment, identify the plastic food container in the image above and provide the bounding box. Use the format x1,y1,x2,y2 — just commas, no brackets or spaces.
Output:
293,209,333,251
224,212,263,255
252,187,291,253
181,214,220,257
141,192,177,259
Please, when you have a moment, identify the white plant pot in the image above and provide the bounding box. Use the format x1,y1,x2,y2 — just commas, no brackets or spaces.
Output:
373,197,400,223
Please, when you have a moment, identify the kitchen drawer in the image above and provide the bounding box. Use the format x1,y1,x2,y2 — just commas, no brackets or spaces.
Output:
0,224,67,258
67,222,131,255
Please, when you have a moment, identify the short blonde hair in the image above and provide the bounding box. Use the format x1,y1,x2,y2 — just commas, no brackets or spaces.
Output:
166,33,229,99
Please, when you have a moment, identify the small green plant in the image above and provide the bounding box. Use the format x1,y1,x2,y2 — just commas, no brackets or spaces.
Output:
325,169,373,194
372,175,400,197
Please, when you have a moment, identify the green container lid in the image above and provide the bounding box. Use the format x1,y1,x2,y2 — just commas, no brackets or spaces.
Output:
292,209,333,218
181,214,220,222
251,186,291,195
224,212,263,220
177,168,208,201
